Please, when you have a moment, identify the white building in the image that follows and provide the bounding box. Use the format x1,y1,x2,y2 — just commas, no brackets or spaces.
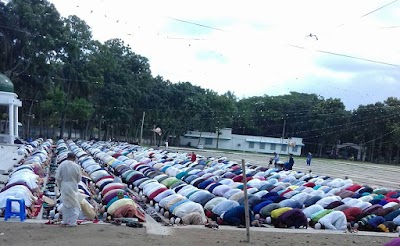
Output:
180,128,304,156
0,73,22,144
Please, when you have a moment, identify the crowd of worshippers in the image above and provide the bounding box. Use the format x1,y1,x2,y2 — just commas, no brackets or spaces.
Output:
0,138,53,219
6,137,399,233
71,140,400,233
48,140,146,226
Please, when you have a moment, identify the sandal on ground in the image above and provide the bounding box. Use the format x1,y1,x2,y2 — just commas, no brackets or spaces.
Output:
126,221,143,228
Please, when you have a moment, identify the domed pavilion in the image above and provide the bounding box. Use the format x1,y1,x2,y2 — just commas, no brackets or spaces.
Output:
0,73,22,144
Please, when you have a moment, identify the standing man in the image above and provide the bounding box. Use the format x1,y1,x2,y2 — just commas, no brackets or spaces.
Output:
191,151,197,162
272,152,280,167
306,152,312,166
165,140,169,150
56,152,82,227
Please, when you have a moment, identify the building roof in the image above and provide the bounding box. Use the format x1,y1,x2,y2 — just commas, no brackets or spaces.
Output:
0,73,14,93
184,134,232,140
245,138,305,146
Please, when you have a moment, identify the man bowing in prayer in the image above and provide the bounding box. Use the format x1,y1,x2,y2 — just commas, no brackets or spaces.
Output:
56,152,82,227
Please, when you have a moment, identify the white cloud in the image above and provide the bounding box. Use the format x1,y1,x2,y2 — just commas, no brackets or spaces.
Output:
49,0,400,109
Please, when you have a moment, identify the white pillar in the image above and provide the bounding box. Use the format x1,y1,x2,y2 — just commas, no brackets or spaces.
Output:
8,104,14,144
14,105,18,138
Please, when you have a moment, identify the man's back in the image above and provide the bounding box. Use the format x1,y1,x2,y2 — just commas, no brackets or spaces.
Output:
57,160,81,184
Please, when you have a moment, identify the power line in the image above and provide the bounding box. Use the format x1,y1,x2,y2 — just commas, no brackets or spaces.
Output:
164,16,225,32
363,128,397,144
360,0,399,18
301,113,400,140
288,44,400,67
161,15,400,68
336,0,399,28
3,11,398,70
0,24,31,35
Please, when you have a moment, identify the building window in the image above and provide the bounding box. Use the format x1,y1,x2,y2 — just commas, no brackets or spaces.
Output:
260,143,265,149
249,142,254,148
281,145,287,152
270,144,276,150
292,146,298,152
204,138,213,145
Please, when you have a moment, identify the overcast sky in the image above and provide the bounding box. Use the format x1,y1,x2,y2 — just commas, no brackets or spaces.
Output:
48,0,400,110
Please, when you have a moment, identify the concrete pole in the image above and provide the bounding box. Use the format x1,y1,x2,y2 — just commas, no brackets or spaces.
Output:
14,105,18,138
98,118,102,140
139,112,145,145
241,159,250,243
153,124,156,146
8,104,14,144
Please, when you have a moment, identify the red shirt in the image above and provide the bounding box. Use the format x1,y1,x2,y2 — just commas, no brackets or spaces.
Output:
191,153,197,162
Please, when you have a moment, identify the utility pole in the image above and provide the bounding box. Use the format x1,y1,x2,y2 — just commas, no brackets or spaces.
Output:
139,112,145,145
153,124,156,146
216,120,220,149
98,115,103,140
282,118,286,139
242,159,250,243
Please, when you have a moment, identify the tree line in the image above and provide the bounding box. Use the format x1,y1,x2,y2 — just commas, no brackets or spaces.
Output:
1,0,400,164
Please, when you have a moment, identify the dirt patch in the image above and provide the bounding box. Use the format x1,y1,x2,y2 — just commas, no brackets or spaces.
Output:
0,222,395,246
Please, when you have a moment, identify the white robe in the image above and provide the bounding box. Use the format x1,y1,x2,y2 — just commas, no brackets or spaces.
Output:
302,204,324,218
291,193,311,204
212,200,239,216
55,160,82,209
0,185,36,209
204,197,227,211
318,211,347,230
316,196,341,208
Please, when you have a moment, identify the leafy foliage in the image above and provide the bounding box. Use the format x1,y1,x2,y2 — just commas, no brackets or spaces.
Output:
1,0,399,163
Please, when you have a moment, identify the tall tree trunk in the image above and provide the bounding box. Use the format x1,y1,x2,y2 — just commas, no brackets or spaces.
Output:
39,106,43,137
135,121,140,142
125,124,129,141
396,146,400,165
60,109,67,139
46,122,50,139
83,119,93,140
89,127,94,140
318,143,324,157
68,121,72,139
377,134,383,163
103,124,109,141
370,139,375,162
60,74,73,139
26,91,40,139
85,113,95,140
387,143,392,164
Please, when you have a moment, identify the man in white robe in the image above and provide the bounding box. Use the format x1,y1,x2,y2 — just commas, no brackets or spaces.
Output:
317,211,347,230
56,152,82,226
